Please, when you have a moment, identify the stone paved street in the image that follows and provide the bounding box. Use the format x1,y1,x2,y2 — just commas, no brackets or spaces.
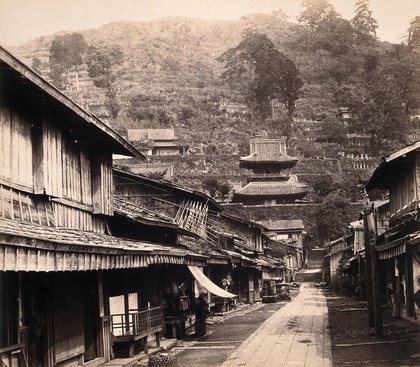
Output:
220,283,332,367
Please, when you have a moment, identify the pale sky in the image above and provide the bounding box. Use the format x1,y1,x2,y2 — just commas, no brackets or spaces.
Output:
0,0,418,46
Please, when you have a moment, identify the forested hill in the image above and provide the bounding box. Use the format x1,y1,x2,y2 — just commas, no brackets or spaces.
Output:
12,14,296,84
7,8,420,243
9,11,420,158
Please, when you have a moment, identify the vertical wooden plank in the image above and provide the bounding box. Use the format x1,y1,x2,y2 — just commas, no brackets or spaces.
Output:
50,123,57,196
47,121,52,195
10,111,19,183
74,145,79,202
77,144,82,203
42,119,50,194
62,137,67,199
92,153,102,214
44,120,48,194
25,119,33,187
15,112,22,184
1,105,12,179
15,111,33,187
70,145,75,202
48,120,53,196
56,128,63,197
55,125,61,197
1,185,4,219
65,137,70,200
32,120,44,194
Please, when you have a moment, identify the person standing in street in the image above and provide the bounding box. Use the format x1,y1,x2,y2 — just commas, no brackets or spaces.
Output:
195,290,209,337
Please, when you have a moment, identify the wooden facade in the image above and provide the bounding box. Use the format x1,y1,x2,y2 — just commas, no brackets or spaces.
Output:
0,46,181,367
366,140,420,327
0,45,285,367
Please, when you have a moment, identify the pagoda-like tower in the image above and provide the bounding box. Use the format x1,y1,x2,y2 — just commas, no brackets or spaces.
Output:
232,138,308,205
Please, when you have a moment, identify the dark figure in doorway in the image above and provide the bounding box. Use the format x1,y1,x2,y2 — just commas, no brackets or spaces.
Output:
195,291,209,337
414,276,420,309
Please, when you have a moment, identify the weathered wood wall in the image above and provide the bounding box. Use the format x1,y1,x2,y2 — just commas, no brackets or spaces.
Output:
390,162,415,214
114,175,177,217
0,104,33,189
0,98,114,231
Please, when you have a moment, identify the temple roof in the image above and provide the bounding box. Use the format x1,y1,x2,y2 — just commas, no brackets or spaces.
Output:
239,138,298,169
233,175,308,198
239,153,298,166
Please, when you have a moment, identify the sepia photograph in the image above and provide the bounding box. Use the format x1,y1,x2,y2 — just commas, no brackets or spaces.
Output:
0,1,419,366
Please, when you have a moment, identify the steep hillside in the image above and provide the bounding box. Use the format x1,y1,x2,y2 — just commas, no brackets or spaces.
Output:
10,13,413,244
9,13,419,159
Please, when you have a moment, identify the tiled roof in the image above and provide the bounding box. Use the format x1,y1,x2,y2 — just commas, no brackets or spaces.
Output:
150,141,180,147
0,217,186,255
235,176,308,197
127,129,175,141
240,139,297,163
258,219,305,231
240,153,298,164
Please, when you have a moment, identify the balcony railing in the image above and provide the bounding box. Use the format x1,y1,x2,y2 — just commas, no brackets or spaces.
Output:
111,307,163,339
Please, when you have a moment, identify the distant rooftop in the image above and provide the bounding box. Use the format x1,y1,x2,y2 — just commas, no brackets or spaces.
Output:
127,128,176,142
258,219,305,231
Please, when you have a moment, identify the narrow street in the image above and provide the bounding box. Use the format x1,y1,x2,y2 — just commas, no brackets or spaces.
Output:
141,284,331,367
139,283,420,367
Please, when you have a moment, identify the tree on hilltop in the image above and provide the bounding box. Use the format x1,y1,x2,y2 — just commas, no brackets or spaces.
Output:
407,16,420,52
49,33,87,90
217,32,303,119
351,0,378,47
85,44,123,96
297,1,354,55
85,44,124,117
298,0,336,30
349,53,420,155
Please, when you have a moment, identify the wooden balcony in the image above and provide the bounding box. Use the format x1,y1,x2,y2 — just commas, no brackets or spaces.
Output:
111,307,163,357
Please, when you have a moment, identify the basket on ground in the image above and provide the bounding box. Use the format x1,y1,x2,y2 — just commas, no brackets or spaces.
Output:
148,353,177,367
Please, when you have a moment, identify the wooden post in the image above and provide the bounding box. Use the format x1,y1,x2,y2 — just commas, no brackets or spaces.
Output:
406,253,415,317
363,212,375,327
357,255,364,301
369,237,383,336
365,206,383,336
124,283,130,335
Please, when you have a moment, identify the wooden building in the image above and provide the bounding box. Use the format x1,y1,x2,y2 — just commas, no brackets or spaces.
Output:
365,140,420,326
209,212,284,303
126,128,188,156
111,169,239,329
0,46,207,367
111,170,283,307
324,221,365,297
258,219,305,269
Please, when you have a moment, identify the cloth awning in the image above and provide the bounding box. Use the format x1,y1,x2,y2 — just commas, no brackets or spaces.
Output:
188,265,237,298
